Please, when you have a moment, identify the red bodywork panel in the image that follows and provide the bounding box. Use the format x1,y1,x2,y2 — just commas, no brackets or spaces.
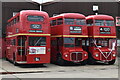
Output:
86,15,117,61
50,13,88,63
0,38,6,58
6,10,50,64
7,10,50,36
86,15,116,38
51,13,88,36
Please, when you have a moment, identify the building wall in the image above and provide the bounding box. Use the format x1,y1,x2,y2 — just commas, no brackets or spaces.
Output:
43,2,120,56
2,2,40,37
1,2,40,58
43,2,119,17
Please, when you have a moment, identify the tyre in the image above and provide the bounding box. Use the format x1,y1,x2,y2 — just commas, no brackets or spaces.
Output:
87,53,96,65
81,60,87,65
57,54,65,66
13,54,18,66
108,59,116,65
5,57,9,61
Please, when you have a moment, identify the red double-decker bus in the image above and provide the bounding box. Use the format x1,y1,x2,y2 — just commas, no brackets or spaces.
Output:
86,15,117,65
50,13,88,65
6,10,50,65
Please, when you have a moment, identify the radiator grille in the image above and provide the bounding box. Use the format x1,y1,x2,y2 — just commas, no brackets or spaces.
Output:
71,52,82,61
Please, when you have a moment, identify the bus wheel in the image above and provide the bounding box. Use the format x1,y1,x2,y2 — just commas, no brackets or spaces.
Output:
81,60,87,65
87,57,96,65
13,54,18,66
108,59,116,65
5,57,9,61
57,55,65,66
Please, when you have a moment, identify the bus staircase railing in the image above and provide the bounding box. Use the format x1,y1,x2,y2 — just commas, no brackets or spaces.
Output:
18,37,27,64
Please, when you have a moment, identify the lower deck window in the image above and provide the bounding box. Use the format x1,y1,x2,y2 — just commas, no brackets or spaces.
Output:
29,37,46,46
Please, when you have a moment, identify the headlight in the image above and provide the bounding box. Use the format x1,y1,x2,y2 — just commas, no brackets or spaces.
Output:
113,54,116,57
65,54,68,57
84,54,87,56
95,54,99,57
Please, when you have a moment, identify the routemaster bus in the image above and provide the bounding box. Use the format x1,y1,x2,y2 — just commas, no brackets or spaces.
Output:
6,10,50,65
86,15,117,65
50,13,88,65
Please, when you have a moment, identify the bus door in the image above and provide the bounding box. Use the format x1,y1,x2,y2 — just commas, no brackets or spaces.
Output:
17,36,27,61
82,38,89,51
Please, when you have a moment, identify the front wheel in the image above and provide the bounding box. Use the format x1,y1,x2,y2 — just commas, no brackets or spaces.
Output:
108,59,116,65
57,54,66,66
87,56,96,65
80,60,87,65
13,54,18,66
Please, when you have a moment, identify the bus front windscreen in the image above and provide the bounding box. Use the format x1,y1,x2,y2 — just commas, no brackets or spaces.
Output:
95,20,114,26
27,15,44,22
76,19,86,25
106,20,114,26
64,18,74,25
64,38,82,47
95,20,104,26
64,38,75,47
29,37,46,46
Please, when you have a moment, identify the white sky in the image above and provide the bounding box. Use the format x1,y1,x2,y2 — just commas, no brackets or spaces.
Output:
32,0,119,3
32,0,54,3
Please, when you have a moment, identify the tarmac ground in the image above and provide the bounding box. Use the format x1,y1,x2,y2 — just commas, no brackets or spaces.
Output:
0,58,119,79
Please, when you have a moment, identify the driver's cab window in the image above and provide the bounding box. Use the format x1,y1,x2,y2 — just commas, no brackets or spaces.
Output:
75,38,82,47
64,38,75,47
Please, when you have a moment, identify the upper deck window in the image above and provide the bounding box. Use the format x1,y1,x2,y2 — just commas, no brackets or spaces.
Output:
50,20,56,26
95,20,104,26
57,18,63,25
76,19,86,25
27,15,44,22
86,19,93,26
64,18,74,25
106,20,114,26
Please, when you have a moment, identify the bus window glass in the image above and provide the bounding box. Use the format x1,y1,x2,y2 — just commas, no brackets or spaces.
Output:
16,16,19,23
75,38,81,47
96,39,108,47
29,37,46,46
102,40,108,47
13,19,16,24
18,36,26,46
12,39,16,45
95,20,104,26
106,20,114,26
86,19,93,26
51,20,56,26
64,38,75,47
76,19,86,25
27,15,44,22
64,18,74,25
50,21,52,26
57,18,63,25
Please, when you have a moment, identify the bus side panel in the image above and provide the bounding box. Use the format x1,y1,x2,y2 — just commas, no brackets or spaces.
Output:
26,36,50,64
51,37,58,63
